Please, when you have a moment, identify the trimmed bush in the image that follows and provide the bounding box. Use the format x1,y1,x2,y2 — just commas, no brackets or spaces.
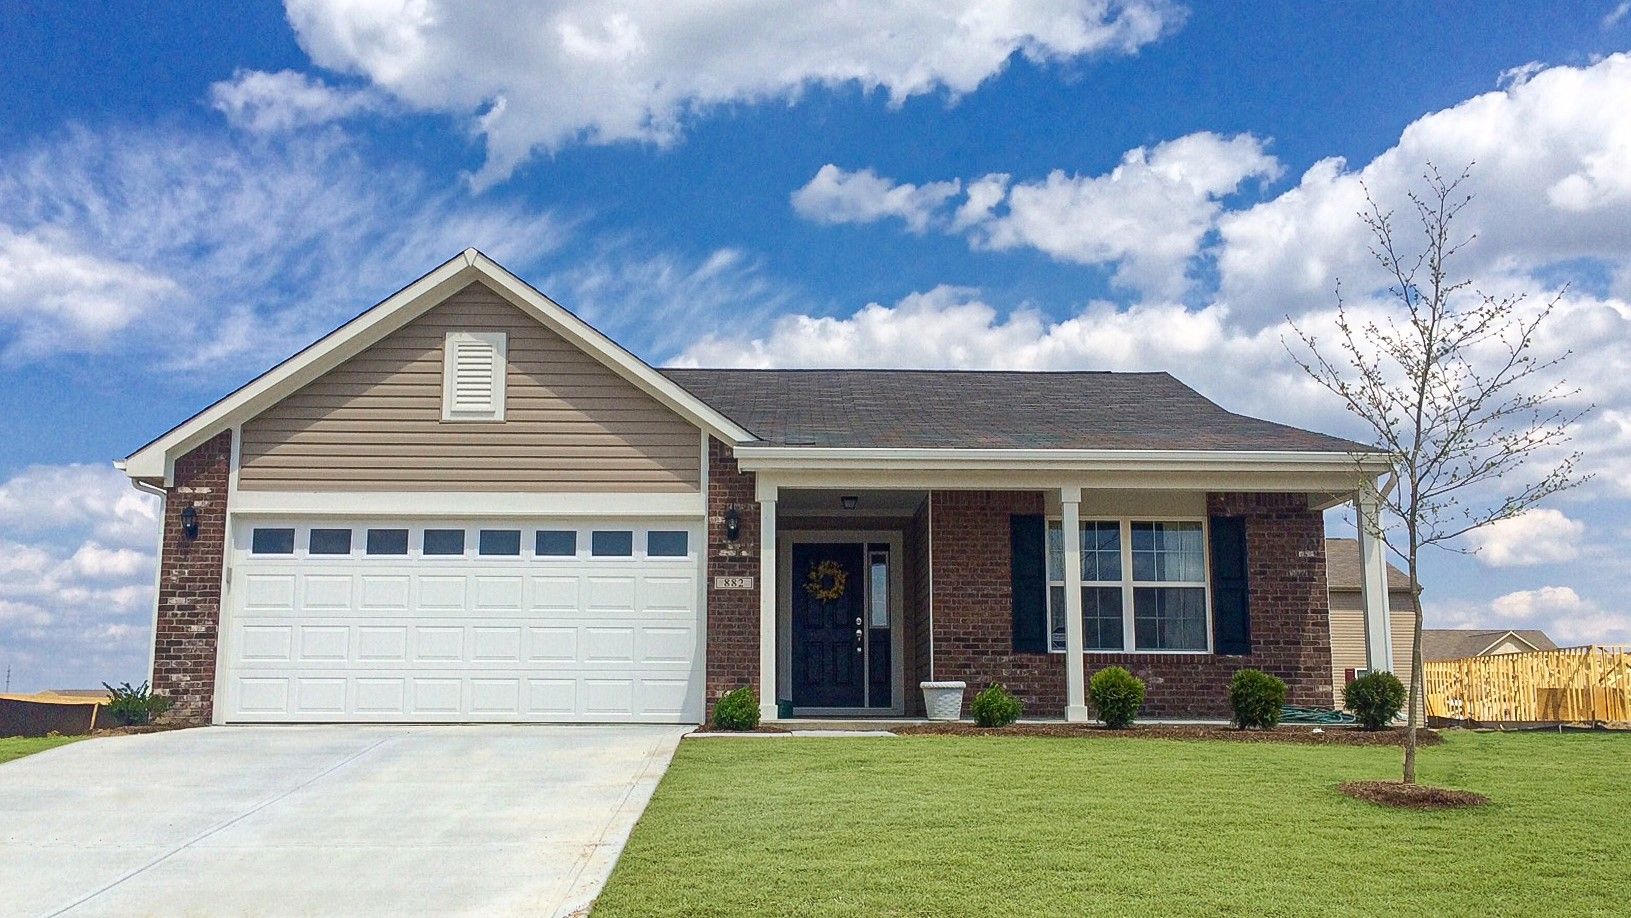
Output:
1344,671,1407,730
712,686,761,731
970,683,1023,728
102,681,171,726
1229,669,1287,729
1088,666,1145,729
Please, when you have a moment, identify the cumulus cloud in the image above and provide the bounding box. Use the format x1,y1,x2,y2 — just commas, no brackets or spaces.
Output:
792,133,1279,297
1217,53,1631,322
0,466,160,692
791,166,962,234
0,125,565,369
210,68,387,132
1465,509,1587,567
282,0,1183,186
1489,586,1629,645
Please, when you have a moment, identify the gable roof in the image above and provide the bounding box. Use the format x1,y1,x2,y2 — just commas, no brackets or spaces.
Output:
1324,538,1410,591
1422,628,1559,660
119,250,754,481
660,368,1378,453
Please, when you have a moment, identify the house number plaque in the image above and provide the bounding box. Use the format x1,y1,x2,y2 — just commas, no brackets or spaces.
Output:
714,576,755,590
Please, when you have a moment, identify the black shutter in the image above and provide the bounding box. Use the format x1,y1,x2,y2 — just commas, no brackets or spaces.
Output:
1010,514,1048,654
1210,516,1250,655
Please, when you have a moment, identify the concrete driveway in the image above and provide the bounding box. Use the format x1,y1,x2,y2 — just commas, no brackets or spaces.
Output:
0,725,686,917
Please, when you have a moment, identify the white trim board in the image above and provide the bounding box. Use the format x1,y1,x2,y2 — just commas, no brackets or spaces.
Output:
228,490,706,518
121,249,755,483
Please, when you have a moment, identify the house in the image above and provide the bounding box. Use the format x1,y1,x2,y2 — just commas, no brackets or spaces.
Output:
117,250,1398,725
1325,538,1417,702
1423,628,1558,660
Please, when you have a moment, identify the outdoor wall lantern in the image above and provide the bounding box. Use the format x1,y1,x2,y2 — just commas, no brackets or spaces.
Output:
841,495,859,511
180,505,199,541
724,506,741,542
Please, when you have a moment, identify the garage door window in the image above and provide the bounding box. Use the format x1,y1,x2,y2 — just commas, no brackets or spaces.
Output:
366,528,409,555
591,530,633,557
479,529,521,556
647,531,688,557
535,530,576,557
423,529,466,556
309,528,353,555
251,528,295,554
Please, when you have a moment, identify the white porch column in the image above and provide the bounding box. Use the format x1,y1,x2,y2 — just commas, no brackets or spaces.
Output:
1356,484,1395,673
758,486,779,720
1061,486,1090,722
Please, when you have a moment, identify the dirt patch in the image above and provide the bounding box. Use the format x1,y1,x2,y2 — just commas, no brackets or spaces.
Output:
891,722,1443,747
1340,780,1488,809
691,723,791,734
93,723,193,737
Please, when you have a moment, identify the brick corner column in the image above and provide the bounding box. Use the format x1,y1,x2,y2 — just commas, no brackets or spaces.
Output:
703,438,761,720
151,431,233,725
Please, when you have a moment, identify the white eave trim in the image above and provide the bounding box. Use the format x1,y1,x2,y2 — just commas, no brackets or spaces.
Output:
228,489,705,518
730,446,1394,475
121,248,754,481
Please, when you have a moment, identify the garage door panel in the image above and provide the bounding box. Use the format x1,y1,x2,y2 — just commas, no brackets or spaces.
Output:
225,519,701,723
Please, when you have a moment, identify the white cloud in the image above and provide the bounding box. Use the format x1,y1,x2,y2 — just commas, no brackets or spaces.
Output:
792,133,1279,296
1465,509,1587,567
1605,1,1631,28
0,125,565,368
1489,586,1630,645
791,166,962,234
1217,53,1631,323
0,465,161,692
283,0,1183,186
209,68,386,132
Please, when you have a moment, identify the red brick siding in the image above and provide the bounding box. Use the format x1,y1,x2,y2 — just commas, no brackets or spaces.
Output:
704,438,759,717
151,431,232,725
925,489,1335,719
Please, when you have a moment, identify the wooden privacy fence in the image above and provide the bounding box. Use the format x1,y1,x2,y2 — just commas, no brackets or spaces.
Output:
1424,645,1631,725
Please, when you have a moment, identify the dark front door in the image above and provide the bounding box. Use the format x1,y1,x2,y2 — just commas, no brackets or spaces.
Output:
791,542,866,708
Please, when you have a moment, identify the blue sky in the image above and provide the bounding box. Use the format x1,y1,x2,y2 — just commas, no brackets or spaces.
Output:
3,1,1630,692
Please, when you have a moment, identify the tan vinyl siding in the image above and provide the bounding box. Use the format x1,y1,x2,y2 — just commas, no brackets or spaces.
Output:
239,282,701,492
1329,589,1417,705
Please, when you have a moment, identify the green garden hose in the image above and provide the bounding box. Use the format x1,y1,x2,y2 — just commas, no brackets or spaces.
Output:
1280,705,1357,725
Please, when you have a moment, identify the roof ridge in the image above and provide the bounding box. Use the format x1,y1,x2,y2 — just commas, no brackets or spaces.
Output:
660,367,1170,375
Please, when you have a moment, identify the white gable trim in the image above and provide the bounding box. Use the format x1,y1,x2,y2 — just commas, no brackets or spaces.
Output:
121,249,755,482
1475,630,1543,656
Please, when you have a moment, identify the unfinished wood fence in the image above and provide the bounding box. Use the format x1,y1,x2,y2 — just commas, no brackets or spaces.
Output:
1424,645,1631,725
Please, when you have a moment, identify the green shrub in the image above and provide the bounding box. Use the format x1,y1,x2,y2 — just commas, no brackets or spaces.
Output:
1088,666,1145,729
712,686,760,731
1228,669,1287,729
970,683,1023,728
101,681,171,726
1343,671,1406,730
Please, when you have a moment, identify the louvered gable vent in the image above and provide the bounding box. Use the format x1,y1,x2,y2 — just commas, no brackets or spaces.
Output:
442,331,507,421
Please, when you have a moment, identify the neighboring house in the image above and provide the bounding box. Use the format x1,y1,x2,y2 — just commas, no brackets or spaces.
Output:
1423,629,1558,660
1325,538,1417,703
117,251,1398,725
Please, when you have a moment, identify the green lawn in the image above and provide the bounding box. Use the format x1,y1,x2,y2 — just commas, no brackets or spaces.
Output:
594,731,1630,917
0,734,82,765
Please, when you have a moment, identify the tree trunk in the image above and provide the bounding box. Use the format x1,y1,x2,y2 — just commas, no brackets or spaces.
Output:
1402,549,1422,785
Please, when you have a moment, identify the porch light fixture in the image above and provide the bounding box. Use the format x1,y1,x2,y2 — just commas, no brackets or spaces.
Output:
841,495,859,511
724,506,741,542
180,505,199,541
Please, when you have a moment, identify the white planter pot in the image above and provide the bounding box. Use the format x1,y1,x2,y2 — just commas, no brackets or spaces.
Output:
920,681,967,721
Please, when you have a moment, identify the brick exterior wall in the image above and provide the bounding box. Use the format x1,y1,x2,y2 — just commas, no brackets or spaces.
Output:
151,431,233,725
923,489,1335,719
704,437,760,716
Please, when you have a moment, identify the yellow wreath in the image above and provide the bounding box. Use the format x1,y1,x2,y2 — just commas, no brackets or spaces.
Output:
804,559,848,602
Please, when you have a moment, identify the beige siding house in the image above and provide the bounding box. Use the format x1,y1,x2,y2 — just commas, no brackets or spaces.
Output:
1422,628,1557,660
1326,538,1416,705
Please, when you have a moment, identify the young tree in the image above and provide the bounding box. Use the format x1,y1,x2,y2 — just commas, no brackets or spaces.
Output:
1287,164,1590,784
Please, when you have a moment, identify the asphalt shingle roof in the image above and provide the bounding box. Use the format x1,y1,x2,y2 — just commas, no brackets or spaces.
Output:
1325,538,1410,591
1422,629,1559,660
660,369,1375,452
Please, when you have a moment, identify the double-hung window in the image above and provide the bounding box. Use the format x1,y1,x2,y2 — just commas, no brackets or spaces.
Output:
1048,519,1210,653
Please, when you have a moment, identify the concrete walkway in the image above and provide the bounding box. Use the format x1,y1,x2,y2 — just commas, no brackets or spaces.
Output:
0,724,685,917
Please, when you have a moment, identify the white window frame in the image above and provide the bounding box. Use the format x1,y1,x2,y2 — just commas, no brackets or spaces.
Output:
441,331,507,422
1047,516,1213,655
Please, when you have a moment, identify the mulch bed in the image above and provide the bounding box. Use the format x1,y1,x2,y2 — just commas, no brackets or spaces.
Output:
691,723,791,734
1339,780,1488,809
891,722,1443,747
92,723,193,736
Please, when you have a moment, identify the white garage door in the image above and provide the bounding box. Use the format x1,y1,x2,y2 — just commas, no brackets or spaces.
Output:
219,519,703,723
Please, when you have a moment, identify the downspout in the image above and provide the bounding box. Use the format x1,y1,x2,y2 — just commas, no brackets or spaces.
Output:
128,472,167,687
926,490,934,682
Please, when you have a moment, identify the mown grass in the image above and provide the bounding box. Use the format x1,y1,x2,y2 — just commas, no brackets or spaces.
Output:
594,731,1629,917
0,734,82,765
